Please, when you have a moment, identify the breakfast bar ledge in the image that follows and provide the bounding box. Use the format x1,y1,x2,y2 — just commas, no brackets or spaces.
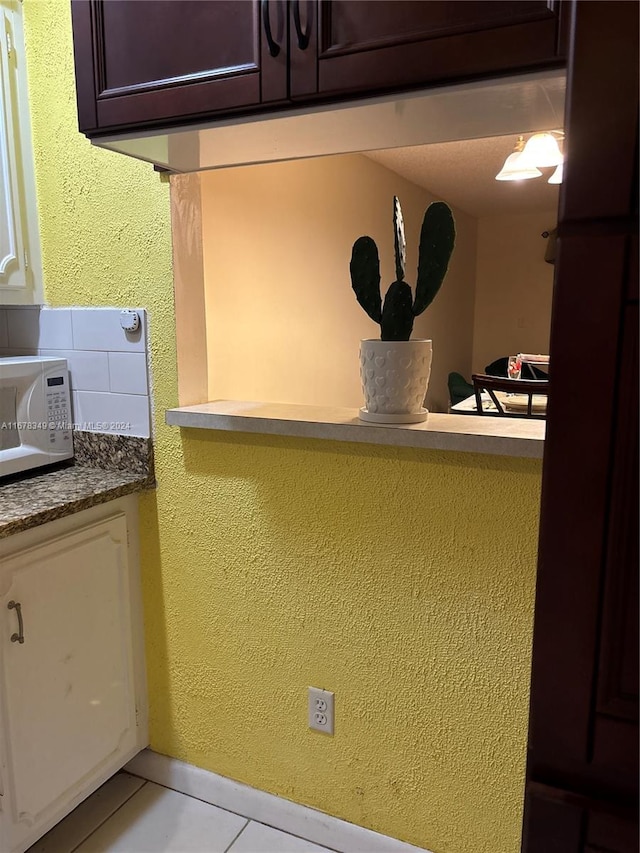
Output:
166,400,545,459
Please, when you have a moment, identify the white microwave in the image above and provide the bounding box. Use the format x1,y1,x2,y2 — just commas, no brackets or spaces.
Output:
0,356,74,478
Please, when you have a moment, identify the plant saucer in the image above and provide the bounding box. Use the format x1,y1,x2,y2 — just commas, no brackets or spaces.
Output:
359,407,428,424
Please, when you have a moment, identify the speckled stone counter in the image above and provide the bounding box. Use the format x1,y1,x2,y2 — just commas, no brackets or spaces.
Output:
166,400,545,458
0,432,154,540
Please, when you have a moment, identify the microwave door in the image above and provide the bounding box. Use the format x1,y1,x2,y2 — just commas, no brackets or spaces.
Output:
0,386,20,450
0,370,49,476
0,357,73,477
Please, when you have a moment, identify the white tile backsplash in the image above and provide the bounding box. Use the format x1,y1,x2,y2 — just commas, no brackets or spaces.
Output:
108,352,148,395
6,305,40,349
71,308,146,352
73,390,151,438
39,308,73,348
2,305,152,438
41,348,110,393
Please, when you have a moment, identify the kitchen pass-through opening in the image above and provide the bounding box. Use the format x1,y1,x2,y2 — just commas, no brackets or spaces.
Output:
168,70,564,421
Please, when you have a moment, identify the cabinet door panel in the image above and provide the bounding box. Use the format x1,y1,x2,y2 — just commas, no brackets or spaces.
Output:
0,2,42,304
524,784,638,853
292,0,566,100
99,1,256,92
524,4,638,845
72,0,288,134
0,515,136,844
322,1,554,50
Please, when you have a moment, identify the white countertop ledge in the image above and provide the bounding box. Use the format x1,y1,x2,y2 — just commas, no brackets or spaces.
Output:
166,400,545,459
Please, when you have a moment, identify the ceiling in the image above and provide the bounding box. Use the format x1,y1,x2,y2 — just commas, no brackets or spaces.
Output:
103,69,566,184
365,134,561,218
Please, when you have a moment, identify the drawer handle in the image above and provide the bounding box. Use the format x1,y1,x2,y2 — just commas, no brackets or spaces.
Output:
261,0,281,58
293,0,310,50
8,600,24,644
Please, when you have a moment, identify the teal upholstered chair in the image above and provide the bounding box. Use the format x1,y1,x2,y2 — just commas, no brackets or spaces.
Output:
447,371,474,407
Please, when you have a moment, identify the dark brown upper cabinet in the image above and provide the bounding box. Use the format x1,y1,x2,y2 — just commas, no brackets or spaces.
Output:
72,0,567,138
71,0,289,134
290,1,567,99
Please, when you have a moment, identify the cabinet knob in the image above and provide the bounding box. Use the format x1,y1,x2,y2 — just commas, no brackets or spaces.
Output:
8,600,24,644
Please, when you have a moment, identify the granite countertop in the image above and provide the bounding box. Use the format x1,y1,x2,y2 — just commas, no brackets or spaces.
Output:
0,432,155,540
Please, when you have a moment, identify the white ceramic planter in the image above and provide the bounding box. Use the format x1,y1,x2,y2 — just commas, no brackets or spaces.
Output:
359,339,432,424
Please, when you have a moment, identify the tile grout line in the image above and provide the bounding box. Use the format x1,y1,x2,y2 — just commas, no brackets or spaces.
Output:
106,346,112,394
125,775,341,852
222,818,250,853
66,780,149,853
70,308,77,351
125,773,258,823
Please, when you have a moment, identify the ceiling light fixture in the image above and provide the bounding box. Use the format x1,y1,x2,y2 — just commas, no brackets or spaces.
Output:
520,131,564,167
495,135,543,182
547,162,563,184
496,130,565,183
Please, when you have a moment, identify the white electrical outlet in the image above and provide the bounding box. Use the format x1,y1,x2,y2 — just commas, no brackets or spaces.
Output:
308,687,334,735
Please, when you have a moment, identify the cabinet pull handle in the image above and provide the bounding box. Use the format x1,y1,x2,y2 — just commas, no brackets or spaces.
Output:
261,0,281,58
293,0,310,50
8,600,24,644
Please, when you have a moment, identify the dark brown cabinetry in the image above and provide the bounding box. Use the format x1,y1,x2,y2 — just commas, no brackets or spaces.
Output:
523,3,638,851
71,0,567,137
293,1,566,99
72,0,288,133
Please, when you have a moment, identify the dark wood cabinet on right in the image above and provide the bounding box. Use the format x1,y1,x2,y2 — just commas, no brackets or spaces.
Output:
72,0,568,139
292,1,567,99
522,2,638,851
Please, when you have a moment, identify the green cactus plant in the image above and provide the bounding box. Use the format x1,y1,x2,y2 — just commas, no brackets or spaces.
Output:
350,196,456,341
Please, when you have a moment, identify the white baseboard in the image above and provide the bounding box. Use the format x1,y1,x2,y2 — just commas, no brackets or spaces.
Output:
124,749,431,853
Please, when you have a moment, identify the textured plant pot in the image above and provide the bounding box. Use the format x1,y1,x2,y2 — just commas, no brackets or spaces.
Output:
359,339,432,423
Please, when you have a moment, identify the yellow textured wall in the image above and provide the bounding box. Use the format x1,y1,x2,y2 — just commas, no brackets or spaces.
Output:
23,3,542,851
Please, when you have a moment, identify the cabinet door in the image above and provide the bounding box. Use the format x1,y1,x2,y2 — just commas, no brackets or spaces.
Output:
524,1,638,848
0,514,138,852
72,0,288,135
0,0,42,304
524,784,638,853
290,0,567,99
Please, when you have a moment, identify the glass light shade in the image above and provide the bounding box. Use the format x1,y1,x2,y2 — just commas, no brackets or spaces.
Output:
495,151,543,181
548,162,563,184
520,132,563,167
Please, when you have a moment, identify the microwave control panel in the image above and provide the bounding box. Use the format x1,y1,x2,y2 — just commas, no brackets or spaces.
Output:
45,369,72,450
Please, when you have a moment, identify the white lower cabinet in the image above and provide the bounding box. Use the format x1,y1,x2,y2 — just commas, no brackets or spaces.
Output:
0,497,148,852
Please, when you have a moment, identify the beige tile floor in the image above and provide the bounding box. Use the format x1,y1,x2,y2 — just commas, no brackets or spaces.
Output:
29,773,333,853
